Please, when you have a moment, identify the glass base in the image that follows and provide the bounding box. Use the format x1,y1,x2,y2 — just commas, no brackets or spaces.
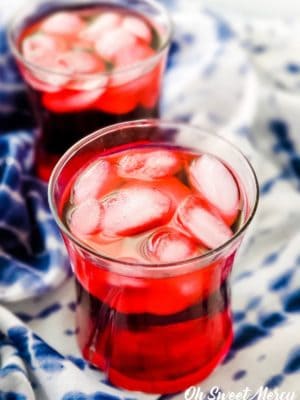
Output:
83,329,233,394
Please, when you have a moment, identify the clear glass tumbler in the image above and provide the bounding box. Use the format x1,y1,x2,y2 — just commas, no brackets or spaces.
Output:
8,0,172,180
48,120,259,394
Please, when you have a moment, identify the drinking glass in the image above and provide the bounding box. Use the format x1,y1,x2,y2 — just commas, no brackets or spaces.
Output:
8,0,172,180
48,119,259,394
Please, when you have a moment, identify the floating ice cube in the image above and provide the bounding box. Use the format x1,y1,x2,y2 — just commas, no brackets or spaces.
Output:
80,12,122,41
118,149,180,180
146,228,197,263
95,27,137,62
69,199,102,235
189,154,239,225
101,185,172,236
122,16,152,44
41,12,85,36
73,159,117,203
178,195,233,249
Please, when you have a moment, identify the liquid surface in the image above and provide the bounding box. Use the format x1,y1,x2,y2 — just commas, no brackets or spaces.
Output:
63,143,243,263
20,4,160,96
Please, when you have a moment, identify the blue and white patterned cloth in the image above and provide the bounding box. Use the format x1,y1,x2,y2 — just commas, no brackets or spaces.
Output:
1,1,300,399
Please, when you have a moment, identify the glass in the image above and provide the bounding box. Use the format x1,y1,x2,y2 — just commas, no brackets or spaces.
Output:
8,0,172,181
48,120,259,394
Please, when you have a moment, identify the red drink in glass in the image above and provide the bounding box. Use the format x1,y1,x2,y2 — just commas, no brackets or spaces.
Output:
9,1,171,180
49,120,258,394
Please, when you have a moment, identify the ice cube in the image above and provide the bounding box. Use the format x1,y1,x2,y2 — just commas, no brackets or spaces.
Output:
101,184,172,236
69,199,102,235
53,50,108,90
189,154,239,225
73,159,117,204
122,16,152,44
80,12,122,41
67,74,108,91
178,195,233,249
42,86,104,112
22,34,66,63
118,149,181,180
146,228,197,263
22,35,73,88
55,50,105,74
115,43,155,67
94,27,137,62
113,43,155,86
41,12,85,36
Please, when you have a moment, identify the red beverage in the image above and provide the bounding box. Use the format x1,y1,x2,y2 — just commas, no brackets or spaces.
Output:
49,121,258,394
9,1,171,180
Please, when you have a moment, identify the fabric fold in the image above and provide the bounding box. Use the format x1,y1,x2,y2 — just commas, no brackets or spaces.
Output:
0,132,70,302
0,305,146,400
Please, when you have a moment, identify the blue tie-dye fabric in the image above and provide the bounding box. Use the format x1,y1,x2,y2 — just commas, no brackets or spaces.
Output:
1,1,300,399
0,132,70,302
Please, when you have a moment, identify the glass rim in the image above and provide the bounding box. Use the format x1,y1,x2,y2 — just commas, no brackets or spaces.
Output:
8,0,173,80
48,119,259,272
